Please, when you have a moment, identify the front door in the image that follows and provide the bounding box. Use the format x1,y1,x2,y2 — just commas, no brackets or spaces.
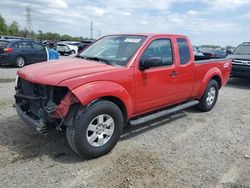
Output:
134,38,179,114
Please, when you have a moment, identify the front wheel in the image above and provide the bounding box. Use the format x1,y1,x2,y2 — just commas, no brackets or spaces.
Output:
66,100,124,159
197,79,219,112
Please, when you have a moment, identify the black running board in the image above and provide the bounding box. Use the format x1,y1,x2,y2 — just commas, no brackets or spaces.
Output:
129,100,199,125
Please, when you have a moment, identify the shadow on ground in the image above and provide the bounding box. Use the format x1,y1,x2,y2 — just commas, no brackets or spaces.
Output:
227,77,250,90
0,110,187,164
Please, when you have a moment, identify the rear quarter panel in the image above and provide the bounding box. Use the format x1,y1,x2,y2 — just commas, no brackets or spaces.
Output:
192,59,231,99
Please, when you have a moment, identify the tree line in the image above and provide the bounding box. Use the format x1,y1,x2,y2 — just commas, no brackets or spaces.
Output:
0,15,87,41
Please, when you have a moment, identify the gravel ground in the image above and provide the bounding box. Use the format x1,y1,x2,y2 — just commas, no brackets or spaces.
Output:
0,59,249,188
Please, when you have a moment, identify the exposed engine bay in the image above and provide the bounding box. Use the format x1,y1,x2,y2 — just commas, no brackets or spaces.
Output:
15,77,78,133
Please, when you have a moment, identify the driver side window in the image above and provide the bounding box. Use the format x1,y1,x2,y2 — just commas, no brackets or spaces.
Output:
140,39,173,67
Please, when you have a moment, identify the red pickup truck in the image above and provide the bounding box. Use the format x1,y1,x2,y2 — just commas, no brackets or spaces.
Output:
15,34,231,158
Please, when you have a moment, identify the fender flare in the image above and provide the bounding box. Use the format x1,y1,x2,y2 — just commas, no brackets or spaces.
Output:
71,81,133,118
198,67,223,98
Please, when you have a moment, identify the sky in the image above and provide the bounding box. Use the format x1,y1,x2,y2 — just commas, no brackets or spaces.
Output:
0,0,250,46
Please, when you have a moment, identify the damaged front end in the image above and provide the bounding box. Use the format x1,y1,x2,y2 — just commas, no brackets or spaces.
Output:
15,77,79,134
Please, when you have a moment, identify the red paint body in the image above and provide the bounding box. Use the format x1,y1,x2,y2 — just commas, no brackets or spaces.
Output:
17,34,231,120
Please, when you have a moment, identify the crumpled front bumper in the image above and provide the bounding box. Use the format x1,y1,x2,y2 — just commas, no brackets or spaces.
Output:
16,103,47,133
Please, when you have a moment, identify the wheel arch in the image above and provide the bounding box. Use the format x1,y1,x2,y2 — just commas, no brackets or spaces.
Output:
210,75,222,89
71,81,133,122
198,68,222,99
16,55,26,62
100,96,128,124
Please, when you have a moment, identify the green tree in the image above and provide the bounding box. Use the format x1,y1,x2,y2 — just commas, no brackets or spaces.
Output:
37,30,43,40
0,15,7,35
8,21,19,35
61,34,71,41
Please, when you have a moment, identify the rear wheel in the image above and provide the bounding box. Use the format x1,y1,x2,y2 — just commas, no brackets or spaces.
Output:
197,79,219,112
15,56,26,68
66,100,124,159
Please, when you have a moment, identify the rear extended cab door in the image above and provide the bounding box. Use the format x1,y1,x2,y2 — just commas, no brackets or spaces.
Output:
174,37,195,101
133,36,180,114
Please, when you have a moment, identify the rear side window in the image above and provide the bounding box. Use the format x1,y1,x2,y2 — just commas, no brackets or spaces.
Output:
141,39,173,67
19,41,33,49
32,42,44,50
177,38,191,65
11,42,20,48
0,41,9,48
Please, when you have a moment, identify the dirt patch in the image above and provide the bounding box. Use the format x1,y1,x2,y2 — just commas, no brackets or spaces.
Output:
93,148,169,188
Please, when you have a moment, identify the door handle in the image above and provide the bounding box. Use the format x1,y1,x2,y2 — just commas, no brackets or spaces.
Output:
170,71,177,77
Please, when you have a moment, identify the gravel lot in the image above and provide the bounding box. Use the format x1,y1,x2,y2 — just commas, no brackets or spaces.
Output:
0,58,250,188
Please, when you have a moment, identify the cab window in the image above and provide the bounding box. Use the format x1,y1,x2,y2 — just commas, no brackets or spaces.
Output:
140,39,173,67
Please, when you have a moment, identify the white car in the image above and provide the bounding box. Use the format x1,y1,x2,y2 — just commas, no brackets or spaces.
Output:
56,41,79,55
193,46,204,56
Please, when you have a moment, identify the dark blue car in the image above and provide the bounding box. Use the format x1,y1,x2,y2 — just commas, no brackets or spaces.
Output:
0,39,48,67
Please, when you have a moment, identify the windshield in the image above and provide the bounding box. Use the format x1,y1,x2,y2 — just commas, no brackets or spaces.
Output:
233,45,250,55
79,35,146,66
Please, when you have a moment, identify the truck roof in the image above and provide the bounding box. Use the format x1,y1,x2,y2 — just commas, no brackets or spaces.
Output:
106,33,188,38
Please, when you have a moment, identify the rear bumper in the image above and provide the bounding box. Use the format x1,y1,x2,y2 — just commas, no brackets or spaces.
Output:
231,64,250,78
0,54,15,65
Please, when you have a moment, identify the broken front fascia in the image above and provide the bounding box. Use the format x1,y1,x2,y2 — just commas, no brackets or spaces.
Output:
51,91,79,119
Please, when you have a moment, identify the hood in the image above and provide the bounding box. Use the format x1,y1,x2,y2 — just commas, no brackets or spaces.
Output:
227,54,250,61
17,58,118,85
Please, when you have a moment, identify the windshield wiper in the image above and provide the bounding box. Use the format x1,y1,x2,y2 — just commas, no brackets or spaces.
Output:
80,56,113,65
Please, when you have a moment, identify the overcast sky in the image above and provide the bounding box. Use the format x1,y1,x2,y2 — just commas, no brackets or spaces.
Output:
1,0,250,46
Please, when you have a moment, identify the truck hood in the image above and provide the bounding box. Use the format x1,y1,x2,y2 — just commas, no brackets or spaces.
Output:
227,54,250,60
17,58,118,85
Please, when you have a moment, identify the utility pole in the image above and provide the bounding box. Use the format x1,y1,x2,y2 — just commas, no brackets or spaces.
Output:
90,21,93,39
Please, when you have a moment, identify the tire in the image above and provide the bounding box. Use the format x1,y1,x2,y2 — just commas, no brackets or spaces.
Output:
66,100,124,159
197,79,219,112
71,50,76,54
15,56,26,68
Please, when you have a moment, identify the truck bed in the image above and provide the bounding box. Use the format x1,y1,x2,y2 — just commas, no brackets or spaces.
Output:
192,58,231,99
195,58,230,64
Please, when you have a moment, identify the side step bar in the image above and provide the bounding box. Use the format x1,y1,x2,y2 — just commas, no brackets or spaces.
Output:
129,100,199,125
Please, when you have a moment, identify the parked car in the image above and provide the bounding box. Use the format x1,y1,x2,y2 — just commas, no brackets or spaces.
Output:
70,40,93,53
0,39,47,67
193,46,204,56
15,34,231,159
42,40,57,49
201,49,226,59
227,42,250,78
56,42,78,55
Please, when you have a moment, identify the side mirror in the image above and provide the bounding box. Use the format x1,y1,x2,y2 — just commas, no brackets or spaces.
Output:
140,57,162,70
